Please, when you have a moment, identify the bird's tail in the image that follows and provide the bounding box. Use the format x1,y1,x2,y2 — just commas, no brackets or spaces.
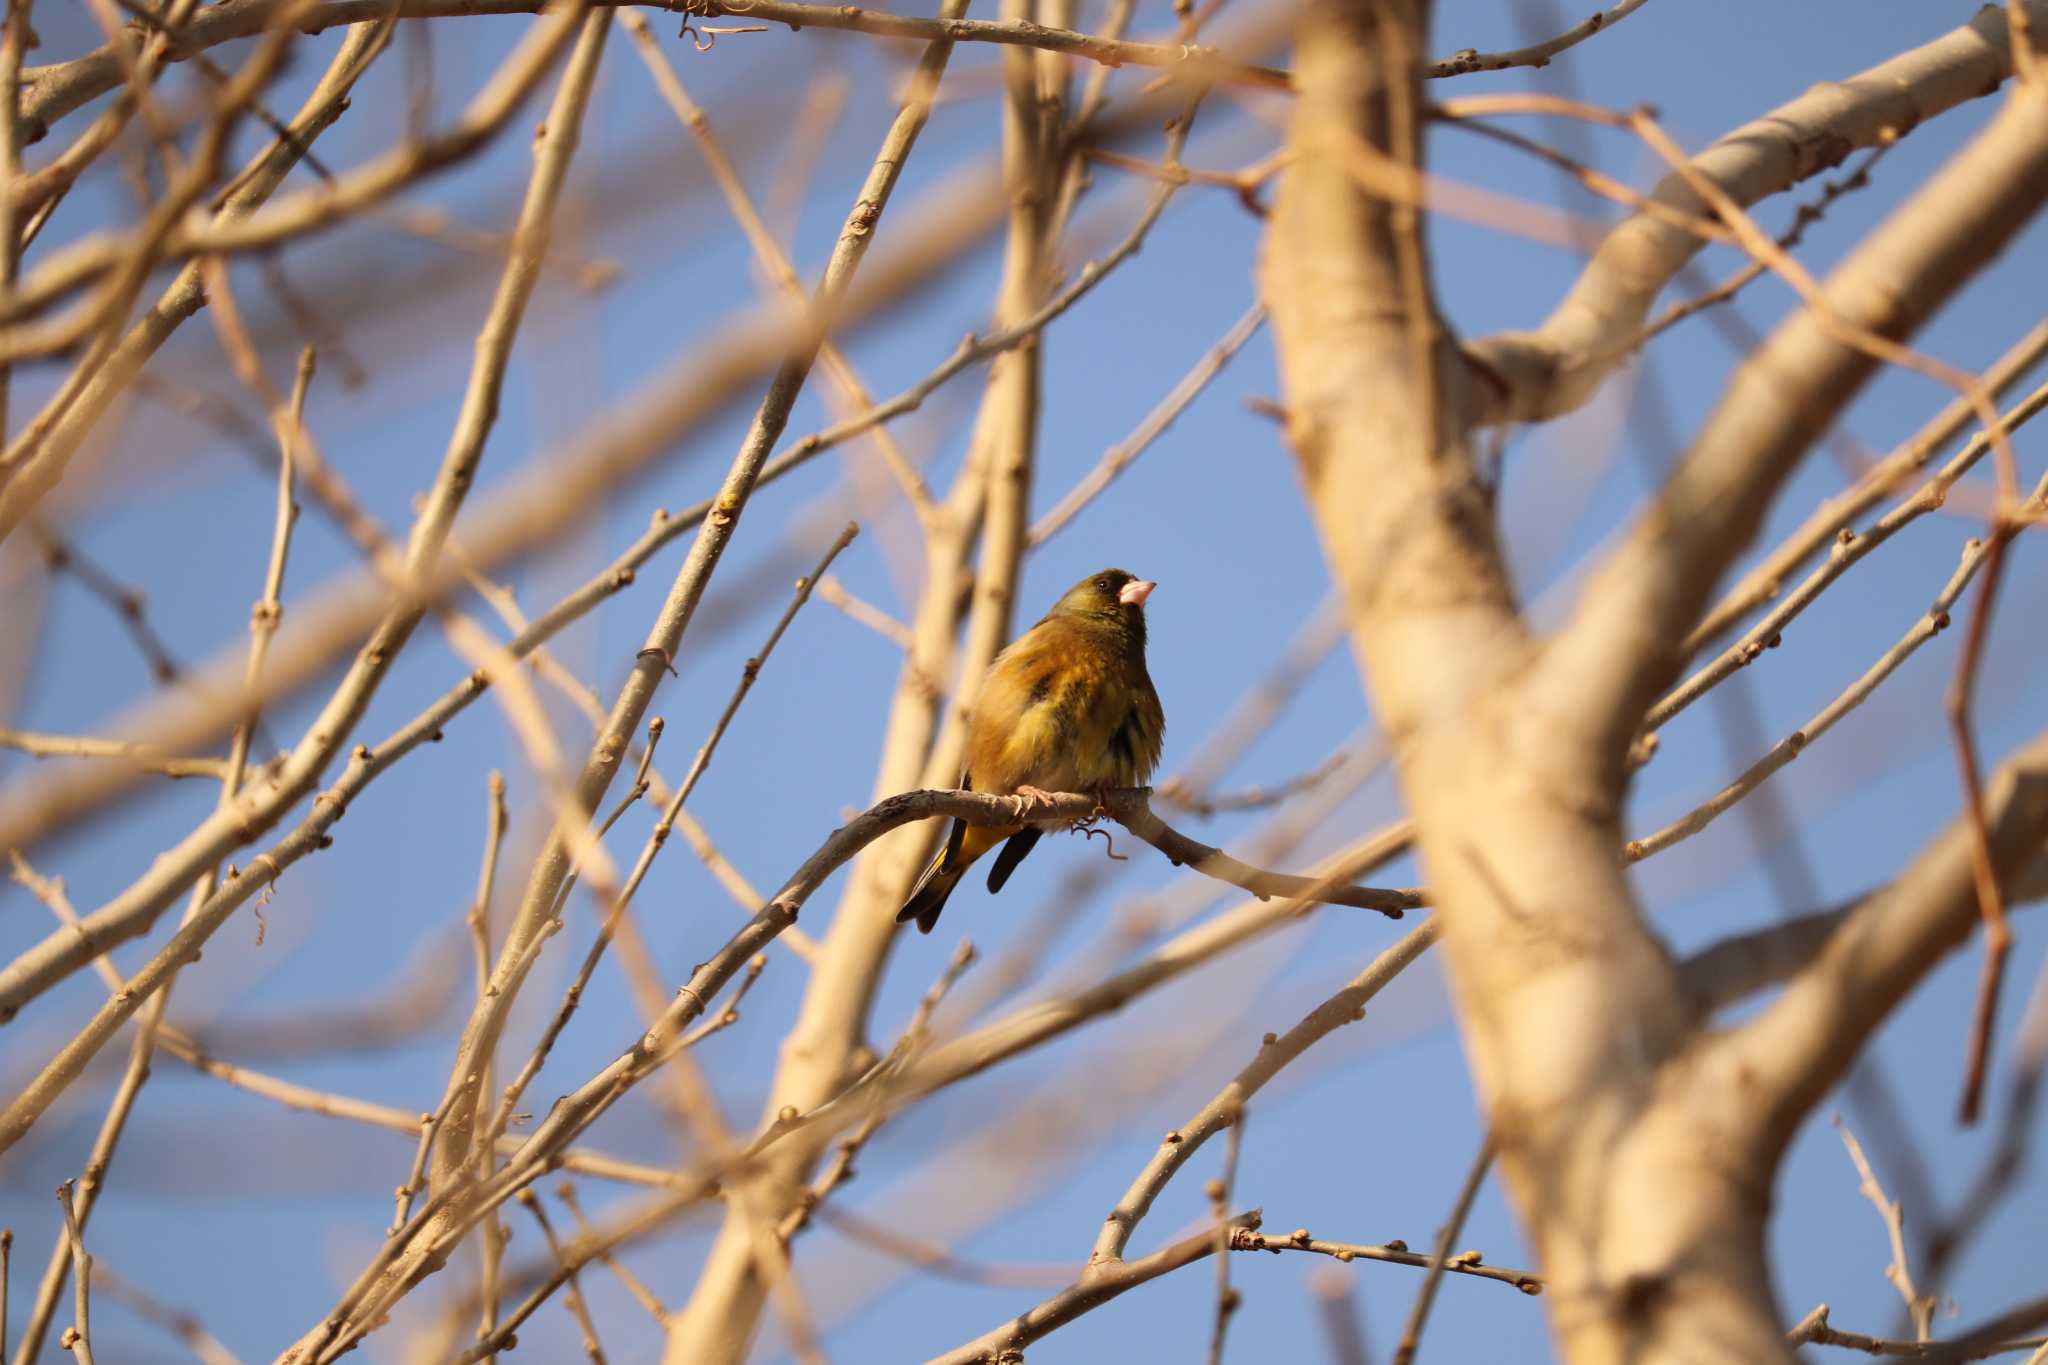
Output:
896,852,967,934
896,819,1004,933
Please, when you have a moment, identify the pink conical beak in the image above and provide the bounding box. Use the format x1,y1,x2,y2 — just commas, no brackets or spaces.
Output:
1119,579,1155,607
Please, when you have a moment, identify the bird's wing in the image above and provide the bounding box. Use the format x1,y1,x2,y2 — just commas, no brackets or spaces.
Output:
965,625,1077,792
965,615,1161,793
936,779,971,868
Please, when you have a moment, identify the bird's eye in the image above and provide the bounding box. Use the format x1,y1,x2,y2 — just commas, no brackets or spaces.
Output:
1094,576,1110,592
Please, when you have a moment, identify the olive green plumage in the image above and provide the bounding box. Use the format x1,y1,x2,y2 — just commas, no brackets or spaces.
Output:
896,567,1165,934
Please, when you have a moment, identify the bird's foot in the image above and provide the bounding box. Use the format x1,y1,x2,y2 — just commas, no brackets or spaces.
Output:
1057,785,1117,836
1009,785,1065,820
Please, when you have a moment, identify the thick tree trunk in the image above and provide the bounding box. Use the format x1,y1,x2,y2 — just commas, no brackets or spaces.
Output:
1264,1,2048,1360
1262,1,1790,1358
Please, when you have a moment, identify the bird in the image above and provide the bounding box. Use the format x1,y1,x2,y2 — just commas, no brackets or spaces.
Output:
896,567,1165,934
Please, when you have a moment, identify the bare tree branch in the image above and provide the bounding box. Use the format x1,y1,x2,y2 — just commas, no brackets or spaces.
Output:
1542,76,2048,768
324,7,965,1350
1263,0,1860,1357
1093,916,1440,1265
0,154,1006,884
1465,2,2044,423
1692,316,2048,651
19,0,1288,146
0,3,618,1146
1702,727,2048,1162
281,772,1385,1360
1787,1304,2047,1362
1648,378,2048,736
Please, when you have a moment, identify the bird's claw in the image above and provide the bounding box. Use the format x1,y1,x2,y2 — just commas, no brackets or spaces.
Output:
1009,785,1064,820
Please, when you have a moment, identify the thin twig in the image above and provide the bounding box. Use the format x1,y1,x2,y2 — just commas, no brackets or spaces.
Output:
447,1192,700,1365
1158,749,1353,818
1694,317,2048,651
1948,520,2019,1124
1311,1269,1375,1365
808,1205,1072,1288
1109,789,1420,915
1645,376,2048,738
1236,1223,1539,1295
514,1191,607,1364
56,1185,91,1365
1627,479,2045,865
1919,957,2048,1309
783,938,980,1244
770,174,1189,473
0,728,231,779
481,526,855,1153
661,0,1291,88
815,573,914,649
622,12,936,521
1914,1297,2048,1364
1206,1116,1245,1365
1789,1303,2048,1360
1637,141,1895,346
393,770,512,1235
557,1183,669,1326
1030,302,1266,544
1626,107,2020,499
1390,1136,1496,1365
29,524,187,685
80,1260,241,1365
676,953,770,1049
1835,1118,1936,1340
924,1211,1265,1365
1426,0,1653,77
1093,917,1440,1266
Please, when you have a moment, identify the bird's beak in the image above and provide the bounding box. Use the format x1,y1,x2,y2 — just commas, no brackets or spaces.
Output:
1119,579,1156,607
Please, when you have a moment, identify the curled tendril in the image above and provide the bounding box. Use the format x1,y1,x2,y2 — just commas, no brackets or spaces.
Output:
675,10,770,50
1073,821,1129,862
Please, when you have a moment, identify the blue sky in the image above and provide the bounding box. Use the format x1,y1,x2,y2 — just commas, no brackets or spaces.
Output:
1,1,2044,1361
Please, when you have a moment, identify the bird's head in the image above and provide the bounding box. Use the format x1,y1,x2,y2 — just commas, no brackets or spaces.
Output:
1050,568,1155,641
